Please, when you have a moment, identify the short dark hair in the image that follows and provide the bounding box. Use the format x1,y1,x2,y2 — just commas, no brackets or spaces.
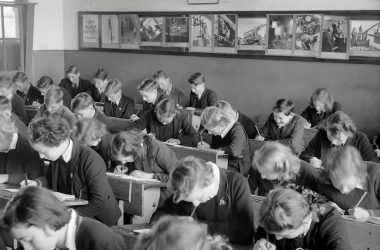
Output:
152,70,169,80
155,98,179,118
94,68,108,80
12,72,29,84
188,72,205,86
272,99,295,115
325,111,356,136
65,64,79,75
28,116,71,147
0,186,71,232
36,76,54,90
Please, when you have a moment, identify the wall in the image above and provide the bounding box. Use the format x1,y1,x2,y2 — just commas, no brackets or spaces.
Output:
31,0,380,136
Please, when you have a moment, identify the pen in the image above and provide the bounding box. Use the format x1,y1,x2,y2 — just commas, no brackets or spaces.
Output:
135,109,140,117
190,205,197,217
24,173,28,186
199,128,204,146
354,192,367,208
266,232,270,249
255,125,261,137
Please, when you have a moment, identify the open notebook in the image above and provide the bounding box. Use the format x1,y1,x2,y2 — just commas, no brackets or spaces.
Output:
1,189,75,201
343,215,380,225
107,172,161,183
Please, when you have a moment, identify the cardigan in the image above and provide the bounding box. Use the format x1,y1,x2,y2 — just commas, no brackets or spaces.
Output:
315,161,380,217
104,93,135,119
11,94,28,124
301,101,342,128
150,169,255,244
211,122,252,176
16,85,44,106
187,88,218,109
237,111,258,139
0,135,44,184
128,109,199,147
59,77,94,99
300,130,380,165
74,214,126,250
43,141,121,226
247,160,320,196
168,86,187,108
261,113,306,155
35,104,77,129
256,207,353,250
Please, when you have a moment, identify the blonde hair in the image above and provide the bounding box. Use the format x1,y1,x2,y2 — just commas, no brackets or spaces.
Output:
253,142,301,182
325,111,356,137
72,118,107,146
309,88,334,112
137,78,158,92
200,106,231,131
104,79,122,96
326,146,367,185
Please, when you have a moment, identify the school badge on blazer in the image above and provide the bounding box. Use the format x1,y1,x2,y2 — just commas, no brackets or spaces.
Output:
219,197,226,206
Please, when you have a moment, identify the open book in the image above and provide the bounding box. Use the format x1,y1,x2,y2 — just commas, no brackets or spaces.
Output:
52,192,75,201
107,172,161,183
343,215,380,225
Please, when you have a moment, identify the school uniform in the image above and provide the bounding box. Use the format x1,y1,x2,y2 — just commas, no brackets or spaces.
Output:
60,86,73,108
91,87,106,103
261,113,306,155
59,77,94,99
188,88,217,109
92,109,118,134
127,109,199,146
11,94,28,124
11,113,28,139
0,134,44,184
90,132,113,171
150,168,255,244
16,85,44,106
301,101,342,128
316,161,380,216
256,207,353,250
142,91,167,115
247,160,320,196
300,130,380,165
65,210,126,250
237,111,258,139
35,104,77,129
166,85,186,108
40,139,120,226
211,122,252,176
104,94,135,119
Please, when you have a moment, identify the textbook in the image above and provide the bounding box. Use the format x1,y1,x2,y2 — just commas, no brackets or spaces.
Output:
52,192,75,201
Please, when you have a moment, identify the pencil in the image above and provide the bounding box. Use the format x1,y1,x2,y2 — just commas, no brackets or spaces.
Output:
24,173,28,186
354,192,367,208
190,206,197,217
255,125,261,137
199,128,204,145
266,232,270,249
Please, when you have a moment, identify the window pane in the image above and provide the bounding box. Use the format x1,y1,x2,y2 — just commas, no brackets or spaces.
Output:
5,39,20,70
3,6,19,38
0,40,3,70
0,7,3,39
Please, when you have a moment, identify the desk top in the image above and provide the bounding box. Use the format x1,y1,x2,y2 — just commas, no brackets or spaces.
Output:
0,184,88,207
106,173,167,189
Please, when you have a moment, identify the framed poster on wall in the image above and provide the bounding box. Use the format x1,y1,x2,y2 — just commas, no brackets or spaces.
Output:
140,17,164,46
81,14,100,48
293,14,322,57
101,15,119,48
237,17,267,51
266,14,294,56
164,16,190,47
213,14,237,53
349,20,380,57
189,14,213,52
119,14,140,49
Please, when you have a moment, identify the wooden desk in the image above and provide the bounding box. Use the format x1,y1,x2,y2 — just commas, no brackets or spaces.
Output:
251,195,380,250
113,223,252,250
166,143,228,169
107,173,167,225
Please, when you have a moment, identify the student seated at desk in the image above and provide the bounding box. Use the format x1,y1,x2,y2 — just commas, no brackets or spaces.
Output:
104,79,135,119
315,146,380,220
25,116,121,226
256,99,306,155
0,186,126,250
153,70,186,108
59,64,94,99
34,85,76,129
198,106,251,176
127,98,198,147
92,68,109,103
253,188,352,250
0,76,27,124
300,111,379,168
73,118,112,170
135,215,232,250
301,88,341,128
36,75,71,108
0,115,44,184
72,92,118,133
215,100,258,139
110,130,177,204
150,156,254,244
187,72,217,110
136,78,167,117
12,72,44,106
0,96,28,139
247,142,319,196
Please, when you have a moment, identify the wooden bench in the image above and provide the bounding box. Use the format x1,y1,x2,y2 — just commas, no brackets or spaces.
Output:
107,173,167,225
166,143,228,169
251,194,380,250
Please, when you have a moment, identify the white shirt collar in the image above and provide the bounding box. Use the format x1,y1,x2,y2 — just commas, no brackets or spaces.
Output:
114,95,122,106
208,162,220,198
356,182,365,190
220,120,235,138
9,133,18,150
61,139,73,163
63,209,77,250
196,87,205,99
